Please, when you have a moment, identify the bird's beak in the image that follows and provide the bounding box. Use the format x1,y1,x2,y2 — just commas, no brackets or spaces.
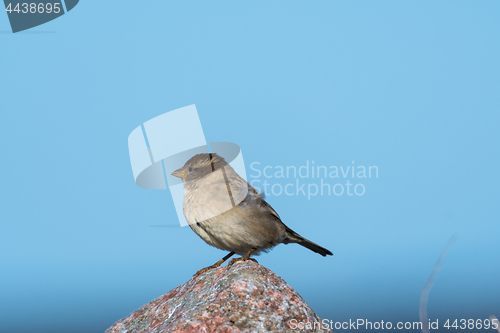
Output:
171,168,187,179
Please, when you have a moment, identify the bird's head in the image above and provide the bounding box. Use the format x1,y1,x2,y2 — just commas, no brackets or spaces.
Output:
171,153,229,182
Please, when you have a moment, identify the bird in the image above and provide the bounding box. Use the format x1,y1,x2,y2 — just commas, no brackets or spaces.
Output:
171,153,332,276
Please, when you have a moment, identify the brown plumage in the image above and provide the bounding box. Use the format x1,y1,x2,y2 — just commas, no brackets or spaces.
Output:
172,153,332,274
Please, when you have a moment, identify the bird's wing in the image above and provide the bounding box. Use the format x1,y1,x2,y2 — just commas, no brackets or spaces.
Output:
244,181,282,221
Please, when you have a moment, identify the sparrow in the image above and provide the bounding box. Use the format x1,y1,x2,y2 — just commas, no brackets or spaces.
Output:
172,153,332,275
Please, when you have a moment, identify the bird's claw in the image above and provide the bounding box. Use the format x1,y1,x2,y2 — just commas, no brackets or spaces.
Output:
228,257,258,266
193,264,220,277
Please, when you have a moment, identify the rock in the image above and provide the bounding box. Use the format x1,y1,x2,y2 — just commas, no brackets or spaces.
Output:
105,260,331,333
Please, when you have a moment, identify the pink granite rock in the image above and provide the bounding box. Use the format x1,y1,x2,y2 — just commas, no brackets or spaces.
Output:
105,260,331,333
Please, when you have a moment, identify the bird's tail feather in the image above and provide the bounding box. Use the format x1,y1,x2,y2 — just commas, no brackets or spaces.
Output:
284,226,333,257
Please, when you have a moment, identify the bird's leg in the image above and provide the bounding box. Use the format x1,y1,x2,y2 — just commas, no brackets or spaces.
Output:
228,248,258,266
193,251,235,277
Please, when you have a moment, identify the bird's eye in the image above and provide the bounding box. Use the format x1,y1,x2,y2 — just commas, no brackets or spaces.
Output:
188,167,193,172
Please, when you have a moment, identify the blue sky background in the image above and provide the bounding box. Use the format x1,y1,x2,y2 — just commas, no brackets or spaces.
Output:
1,1,499,332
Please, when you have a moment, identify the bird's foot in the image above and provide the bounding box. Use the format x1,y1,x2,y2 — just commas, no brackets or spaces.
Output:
193,263,221,277
228,257,258,266
193,251,237,277
227,248,258,267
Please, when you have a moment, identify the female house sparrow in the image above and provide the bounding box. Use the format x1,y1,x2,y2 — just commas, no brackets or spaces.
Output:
172,153,332,275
